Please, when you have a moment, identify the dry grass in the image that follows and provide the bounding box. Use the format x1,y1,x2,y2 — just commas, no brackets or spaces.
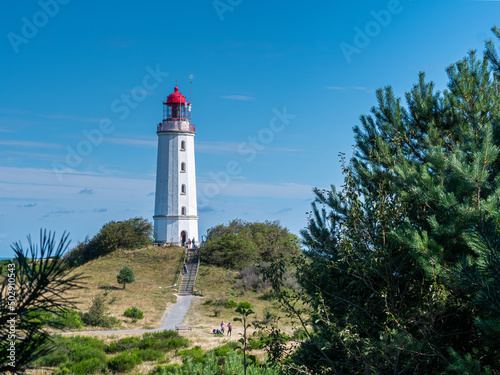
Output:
56,245,186,332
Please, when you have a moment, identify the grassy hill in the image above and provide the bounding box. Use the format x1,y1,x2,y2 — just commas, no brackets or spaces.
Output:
61,245,185,331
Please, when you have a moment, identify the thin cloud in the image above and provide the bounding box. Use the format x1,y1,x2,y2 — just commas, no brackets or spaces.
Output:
92,208,107,213
0,140,61,148
78,188,94,195
50,209,75,215
106,138,156,148
198,206,216,213
17,203,37,208
147,192,155,196
38,113,105,123
221,95,256,101
275,207,292,214
196,141,301,154
325,86,346,90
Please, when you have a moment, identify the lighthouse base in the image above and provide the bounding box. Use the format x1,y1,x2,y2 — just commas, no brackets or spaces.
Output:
153,215,199,246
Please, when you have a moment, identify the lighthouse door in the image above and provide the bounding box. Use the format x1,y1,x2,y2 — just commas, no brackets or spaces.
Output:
181,231,187,245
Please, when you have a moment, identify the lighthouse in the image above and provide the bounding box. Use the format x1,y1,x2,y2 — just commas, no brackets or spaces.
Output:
153,86,198,246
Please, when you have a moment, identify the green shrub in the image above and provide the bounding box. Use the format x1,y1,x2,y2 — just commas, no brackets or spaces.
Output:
225,299,238,308
34,351,69,367
35,335,107,367
140,330,189,351
178,346,205,364
71,346,106,363
150,363,180,374
124,306,144,320
106,336,142,353
136,348,166,362
212,344,231,357
81,295,116,327
248,339,264,350
107,351,142,372
71,358,106,375
203,298,213,305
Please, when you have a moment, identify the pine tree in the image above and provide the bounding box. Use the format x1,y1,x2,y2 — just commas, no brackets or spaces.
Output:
117,266,135,289
265,30,500,374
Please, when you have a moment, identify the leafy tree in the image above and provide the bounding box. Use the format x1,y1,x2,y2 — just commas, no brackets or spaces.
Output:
117,266,135,289
200,220,300,269
64,217,153,266
264,29,500,374
0,230,84,373
200,233,256,269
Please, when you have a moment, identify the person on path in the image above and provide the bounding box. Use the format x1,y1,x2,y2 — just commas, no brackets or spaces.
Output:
220,321,224,334
227,322,232,336
183,263,188,274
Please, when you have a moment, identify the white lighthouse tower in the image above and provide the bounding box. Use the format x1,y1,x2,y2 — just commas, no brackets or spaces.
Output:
153,85,198,246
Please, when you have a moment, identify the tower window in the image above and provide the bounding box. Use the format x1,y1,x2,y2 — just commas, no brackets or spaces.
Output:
181,184,186,194
180,141,186,151
181,206,186,215
180,162,186,172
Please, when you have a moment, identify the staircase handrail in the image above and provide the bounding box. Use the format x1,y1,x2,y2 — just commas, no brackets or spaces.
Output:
176,246,188,292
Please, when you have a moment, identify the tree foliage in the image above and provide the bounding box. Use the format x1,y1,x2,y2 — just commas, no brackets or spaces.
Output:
200,220,301,270
117,266,135,289
0,230,84,373
64,217,153,266
264,29,500,374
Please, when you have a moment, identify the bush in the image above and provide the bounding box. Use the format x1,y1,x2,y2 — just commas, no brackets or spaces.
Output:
71,358,106,375
106,336,142,353
107,351,142,372
212,344,232,357
178,346,205,364
124,306,144,321
225,299,238,308
71,346,106,363
140,330,189,351
136,348,166,362
81,295,118,327
30,308,84,330
150,363,180,374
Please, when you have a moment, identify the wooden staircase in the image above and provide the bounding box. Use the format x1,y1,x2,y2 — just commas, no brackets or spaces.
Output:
177,249,199,296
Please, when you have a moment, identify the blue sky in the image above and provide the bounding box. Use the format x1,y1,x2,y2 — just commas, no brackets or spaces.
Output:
0,0,498,257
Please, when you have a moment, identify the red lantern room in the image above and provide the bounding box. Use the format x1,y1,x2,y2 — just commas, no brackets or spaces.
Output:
163,86,191,120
